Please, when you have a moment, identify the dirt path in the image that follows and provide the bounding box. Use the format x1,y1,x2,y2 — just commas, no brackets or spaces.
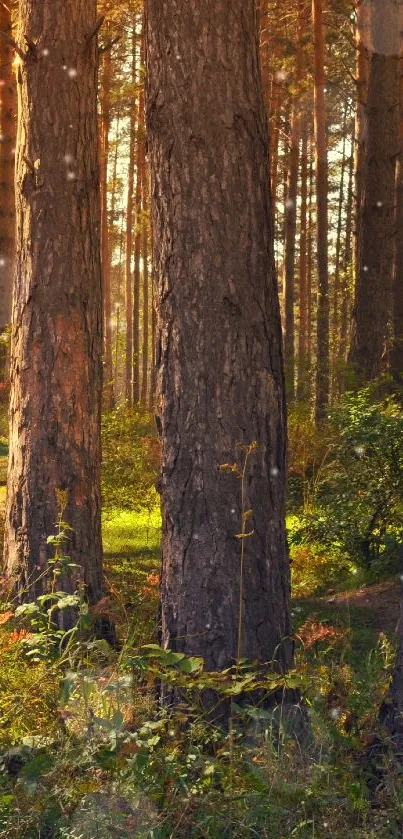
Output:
322,578,401,636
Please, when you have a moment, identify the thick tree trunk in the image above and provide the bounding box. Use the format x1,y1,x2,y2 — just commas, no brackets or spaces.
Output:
125,23,137,406
349,3,399,383
4,0,103,606
145,0,293,671
312,0,329,425
283,100,299,399
100,46,114,409
0,2,17,379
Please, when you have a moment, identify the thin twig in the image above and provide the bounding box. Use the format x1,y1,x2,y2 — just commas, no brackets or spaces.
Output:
86,15,105,42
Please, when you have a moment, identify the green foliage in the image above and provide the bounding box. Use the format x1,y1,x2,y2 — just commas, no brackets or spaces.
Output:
291,389,403,574
102,408,160,514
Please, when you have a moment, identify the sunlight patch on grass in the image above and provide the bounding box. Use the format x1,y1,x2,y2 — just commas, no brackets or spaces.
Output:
102,506,161,558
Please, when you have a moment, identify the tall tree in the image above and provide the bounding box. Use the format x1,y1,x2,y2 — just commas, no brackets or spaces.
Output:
132,18,145,405
100,42,114,408
4,0,103,606
391,63,403,383
0,1,17,379
283,99,299,398
312,0,329,424
125,21,137,406
146,0,293,671
349,0,399,382
297,114,309,400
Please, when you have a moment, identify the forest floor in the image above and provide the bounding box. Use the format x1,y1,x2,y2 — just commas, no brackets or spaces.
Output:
0,448,399,657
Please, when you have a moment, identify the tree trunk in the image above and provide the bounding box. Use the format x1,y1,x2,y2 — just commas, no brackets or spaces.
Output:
297,114,309,400
339,147,354,378
353,3,369,277
283,99,299,399
145,0,293,672
141,173,149,407
4,0,103,607
391,67,403,384
132,20,145,405
349,2,399,383
332,107,348,367
100,45,114,409
312,0,329,425
0,1,17,379
125,22,137,406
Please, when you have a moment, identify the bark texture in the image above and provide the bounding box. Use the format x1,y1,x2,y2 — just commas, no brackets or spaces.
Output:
145,0,292,671
4,0,103,604
349,4,399,383
0,1,17,374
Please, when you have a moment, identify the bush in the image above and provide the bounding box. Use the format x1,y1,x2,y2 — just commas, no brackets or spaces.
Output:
291,389,403,574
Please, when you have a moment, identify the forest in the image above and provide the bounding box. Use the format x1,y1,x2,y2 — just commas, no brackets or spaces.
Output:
0,0,403,836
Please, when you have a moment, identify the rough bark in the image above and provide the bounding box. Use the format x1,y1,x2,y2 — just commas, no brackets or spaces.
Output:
312,0,329,425
349,2,399,383
4,0,103,606
0,1,17,378
145,0,293,671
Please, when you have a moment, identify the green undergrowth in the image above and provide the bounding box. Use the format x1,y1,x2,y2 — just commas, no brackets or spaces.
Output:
0,404,402,836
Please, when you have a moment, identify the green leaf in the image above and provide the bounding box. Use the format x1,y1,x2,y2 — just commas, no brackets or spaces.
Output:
177,656,204,674
15,603,40,618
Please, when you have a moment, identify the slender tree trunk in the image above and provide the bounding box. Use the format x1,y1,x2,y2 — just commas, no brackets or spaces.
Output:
133,20,145,405
307,148,314,369
283,100,300,398
145,0,293,671
354,6,369,277
4,0,103,607
0,1,17,379
125,23,137,406
332,106,348,390
312,0,329,424
392,67,403,384
349,2,399,383
297,115,309,400
149,271,157,411
141,182,149,407
100,45,114,409
339,147,354,374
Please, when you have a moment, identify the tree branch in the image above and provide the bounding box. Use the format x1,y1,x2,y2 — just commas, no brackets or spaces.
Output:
0,29,25,61
87,15,105,42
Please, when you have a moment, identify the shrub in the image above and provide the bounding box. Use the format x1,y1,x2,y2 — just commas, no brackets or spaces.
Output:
291,389,403,574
